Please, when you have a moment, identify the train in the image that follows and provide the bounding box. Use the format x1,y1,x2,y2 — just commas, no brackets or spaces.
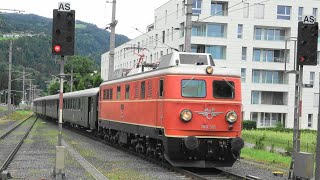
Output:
33,52,244,168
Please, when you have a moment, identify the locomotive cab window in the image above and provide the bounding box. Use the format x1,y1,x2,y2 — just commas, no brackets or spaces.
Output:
213,80,235,99
125,84,130,99
117,86,121,99
181,79,206,98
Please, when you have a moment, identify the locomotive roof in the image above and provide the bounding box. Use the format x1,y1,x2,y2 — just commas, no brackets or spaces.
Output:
33,87,99,102
101,65,240,86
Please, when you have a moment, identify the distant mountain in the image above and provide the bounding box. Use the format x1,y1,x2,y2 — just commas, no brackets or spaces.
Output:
0,13,130,101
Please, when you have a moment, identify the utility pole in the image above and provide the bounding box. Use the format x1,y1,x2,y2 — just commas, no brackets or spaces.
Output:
29,80,32,105
70,66,73,92
108,0,117,80
7,40,12,115
22,67,25,104
184,0,192,52
316,72,320,180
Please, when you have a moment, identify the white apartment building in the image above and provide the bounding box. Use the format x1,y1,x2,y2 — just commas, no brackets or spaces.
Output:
101,0,320,129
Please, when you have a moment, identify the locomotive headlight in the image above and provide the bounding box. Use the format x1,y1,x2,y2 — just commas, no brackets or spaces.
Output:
180,109,192,122
226,111,238,123
206,66,213,74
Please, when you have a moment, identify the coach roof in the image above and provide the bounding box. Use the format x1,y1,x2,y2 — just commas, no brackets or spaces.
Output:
33,87,99,102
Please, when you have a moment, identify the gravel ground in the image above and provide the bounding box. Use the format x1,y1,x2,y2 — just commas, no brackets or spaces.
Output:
0,119,21,137
219,159,287,179
62,126,186,180
7,119,94,180
5,117,291,180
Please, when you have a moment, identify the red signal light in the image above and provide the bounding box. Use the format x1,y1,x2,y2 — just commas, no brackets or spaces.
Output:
299,56,305,62
54,45,61,53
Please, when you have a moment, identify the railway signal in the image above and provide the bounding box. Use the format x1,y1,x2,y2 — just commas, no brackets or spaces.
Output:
296,21,318,66
52,9,75,55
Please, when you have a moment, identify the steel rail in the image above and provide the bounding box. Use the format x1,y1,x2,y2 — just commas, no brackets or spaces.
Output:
0,117,38,174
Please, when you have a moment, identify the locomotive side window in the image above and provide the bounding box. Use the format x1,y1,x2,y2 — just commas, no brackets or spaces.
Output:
116,86,121,99
181,79,206,98
141,81,146,99
125,84,130,99
213,80,235,99
159,79,164,97
103,89,107,100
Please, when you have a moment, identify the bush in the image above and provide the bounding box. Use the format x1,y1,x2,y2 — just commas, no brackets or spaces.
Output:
254,134,266,150
242,120,257,130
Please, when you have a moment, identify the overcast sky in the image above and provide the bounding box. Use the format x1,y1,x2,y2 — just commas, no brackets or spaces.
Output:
0,0,169,39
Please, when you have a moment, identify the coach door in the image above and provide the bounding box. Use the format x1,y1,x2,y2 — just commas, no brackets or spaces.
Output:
88,97,95,129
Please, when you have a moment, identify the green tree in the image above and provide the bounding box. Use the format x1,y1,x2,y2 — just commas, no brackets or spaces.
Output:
64,56,102,91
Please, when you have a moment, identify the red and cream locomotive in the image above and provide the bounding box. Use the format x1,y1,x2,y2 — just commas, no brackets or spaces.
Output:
34,52,244,168
98,52,244,167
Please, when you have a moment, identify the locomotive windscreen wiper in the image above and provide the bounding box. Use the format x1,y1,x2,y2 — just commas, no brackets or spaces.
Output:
223,78,234,89
183,76,195,88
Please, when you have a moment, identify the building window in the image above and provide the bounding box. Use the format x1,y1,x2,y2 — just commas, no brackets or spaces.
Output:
308,114,313,128
176,4,179,18
252,70,285,84
314,93,319,107
277,5,291,20
192,0,202,14
238,24,243,38
317,51,320,64
251,91,285,105
180,23,185,38
254,27,285,41
206,45,226,59
298,7,303,21
242,47,247,60
310,72,315,85
155,34,158,46
253,48,286,62
191,44,205,53
179,44,184,52
165,10,167,24
162,31,165,43
192,23,226,37
254,4,264,19
241,68,246,82
243,3,249,18
207,24,225,37
211,1,227,16
313,8,318,18
192,24,206,36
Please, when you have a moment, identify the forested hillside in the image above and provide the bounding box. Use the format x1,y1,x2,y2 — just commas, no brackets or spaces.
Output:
0,13,130,103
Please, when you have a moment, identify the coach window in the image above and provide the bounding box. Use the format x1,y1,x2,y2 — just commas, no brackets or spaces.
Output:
117,86,121,99
159,79,164,98
213,80,235,99
181,79,206,98
141,81,146,99
125,84,130,99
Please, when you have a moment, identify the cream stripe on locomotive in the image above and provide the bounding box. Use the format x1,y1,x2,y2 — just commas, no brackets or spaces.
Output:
99,118,236,139
100,99,241,104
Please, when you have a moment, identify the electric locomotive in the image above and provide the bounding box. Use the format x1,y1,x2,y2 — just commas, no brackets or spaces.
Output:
98,52,244,168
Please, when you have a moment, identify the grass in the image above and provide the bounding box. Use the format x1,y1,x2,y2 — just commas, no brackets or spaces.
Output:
0,106,7,112
8,110,33,120
241,148,291,169
242,129,316,153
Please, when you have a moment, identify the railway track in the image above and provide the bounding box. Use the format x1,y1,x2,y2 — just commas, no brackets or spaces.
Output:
42,117,260,180
0,115,38,179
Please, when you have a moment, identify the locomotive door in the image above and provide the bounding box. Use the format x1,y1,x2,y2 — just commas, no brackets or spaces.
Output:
156,78,164,129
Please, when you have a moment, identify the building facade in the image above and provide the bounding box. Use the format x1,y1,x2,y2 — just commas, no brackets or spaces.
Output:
101,0,320,129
